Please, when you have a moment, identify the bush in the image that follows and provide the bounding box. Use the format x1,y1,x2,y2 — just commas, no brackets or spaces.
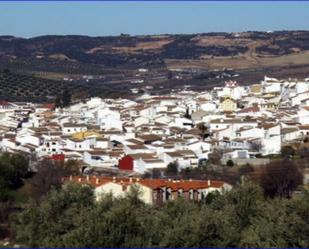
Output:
260,160,303,198
165,161,179,176
226,159,234,167
281,145,295,158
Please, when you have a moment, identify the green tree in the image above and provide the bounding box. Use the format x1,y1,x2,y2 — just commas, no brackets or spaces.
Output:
13,183,94,247
0,153,29,201
165,161,179,176
11,181,309,248
240,191,309,248
226,159,234,167
54,87,72,108
54,94,62,108
61,87,72,107
62,159,81,176
281,145,295,158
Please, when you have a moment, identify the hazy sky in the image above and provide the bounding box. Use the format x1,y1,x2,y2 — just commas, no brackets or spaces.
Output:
0,1,308,38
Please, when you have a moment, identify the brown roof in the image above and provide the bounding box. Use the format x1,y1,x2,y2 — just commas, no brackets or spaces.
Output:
137,134,162,142
126,144,148,150
63,123,87,128
259,123,278,130
299,125,309,130
238,106,260,114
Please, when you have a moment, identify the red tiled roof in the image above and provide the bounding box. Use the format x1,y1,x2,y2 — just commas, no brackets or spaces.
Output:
63,176,226,191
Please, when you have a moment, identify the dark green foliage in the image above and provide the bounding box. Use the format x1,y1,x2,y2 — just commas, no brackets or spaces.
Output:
184,108,191,119
0,153,29,201
12,181,309,248
281,145,295,158
226,159,234,167
61,87,72,107
12,183,95,247
54,87,72,108
165,161,179,176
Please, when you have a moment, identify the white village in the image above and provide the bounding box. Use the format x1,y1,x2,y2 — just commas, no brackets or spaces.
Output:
1,76,309,203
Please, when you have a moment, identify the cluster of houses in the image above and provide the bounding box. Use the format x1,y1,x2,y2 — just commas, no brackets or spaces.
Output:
63,176,232,204
1,76,309,175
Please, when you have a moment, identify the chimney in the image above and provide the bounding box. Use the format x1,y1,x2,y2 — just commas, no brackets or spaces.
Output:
113,176,116,183
208,179,211,186
96,178,100,184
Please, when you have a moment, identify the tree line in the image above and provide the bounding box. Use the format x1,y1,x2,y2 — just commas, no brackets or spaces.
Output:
0,151,307,247
12,181,309,248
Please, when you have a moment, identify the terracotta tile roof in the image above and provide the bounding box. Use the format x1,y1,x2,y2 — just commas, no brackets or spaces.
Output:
298,125,309,130
63,176,227,192
238,106,260,113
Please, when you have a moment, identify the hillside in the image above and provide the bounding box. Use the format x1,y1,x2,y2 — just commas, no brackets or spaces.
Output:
1,31,309,102
0,70,131,102
1,31,309,71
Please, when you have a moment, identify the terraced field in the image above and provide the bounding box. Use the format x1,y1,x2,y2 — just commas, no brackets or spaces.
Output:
0,71,74,102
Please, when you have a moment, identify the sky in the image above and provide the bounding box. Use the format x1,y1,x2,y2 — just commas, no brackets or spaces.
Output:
0,1,308,38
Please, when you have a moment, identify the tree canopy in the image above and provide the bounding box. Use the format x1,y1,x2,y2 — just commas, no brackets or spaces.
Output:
12,181,309,248
0,153,29,202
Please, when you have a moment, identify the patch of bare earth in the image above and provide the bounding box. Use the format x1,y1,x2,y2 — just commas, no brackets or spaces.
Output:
166,50,309,71
48,54,76,61
86,39,174,54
